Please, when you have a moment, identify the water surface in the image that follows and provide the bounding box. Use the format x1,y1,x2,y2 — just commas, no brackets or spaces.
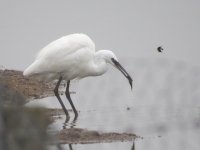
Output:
26,59,200,150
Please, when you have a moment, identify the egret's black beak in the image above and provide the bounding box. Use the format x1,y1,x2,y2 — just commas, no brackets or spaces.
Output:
111,58,133,89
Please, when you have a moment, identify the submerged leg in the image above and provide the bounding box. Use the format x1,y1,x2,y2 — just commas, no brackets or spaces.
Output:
65,80,78,118
54,76,69,117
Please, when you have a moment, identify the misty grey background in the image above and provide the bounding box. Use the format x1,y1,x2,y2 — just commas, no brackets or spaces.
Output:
1,1,200,150
0,0,200,70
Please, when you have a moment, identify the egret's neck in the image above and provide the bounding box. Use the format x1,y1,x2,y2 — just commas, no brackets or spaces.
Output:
90,51,108,76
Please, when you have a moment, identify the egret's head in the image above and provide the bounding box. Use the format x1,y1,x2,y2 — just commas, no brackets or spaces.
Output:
96,50,118,64
96,50,133,89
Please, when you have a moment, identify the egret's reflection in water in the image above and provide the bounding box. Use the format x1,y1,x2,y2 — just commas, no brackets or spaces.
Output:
63,115,78,129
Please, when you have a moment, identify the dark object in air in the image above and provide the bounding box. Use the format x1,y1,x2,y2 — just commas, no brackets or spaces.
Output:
157,46,163,52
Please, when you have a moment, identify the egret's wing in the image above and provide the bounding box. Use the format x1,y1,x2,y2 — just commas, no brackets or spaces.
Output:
24,33,95,76
36,33,95,59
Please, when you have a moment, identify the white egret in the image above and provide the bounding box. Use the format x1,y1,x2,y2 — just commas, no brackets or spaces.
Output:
23,33,133,118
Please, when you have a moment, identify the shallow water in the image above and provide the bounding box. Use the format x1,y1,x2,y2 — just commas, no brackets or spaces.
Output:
26,59,200,150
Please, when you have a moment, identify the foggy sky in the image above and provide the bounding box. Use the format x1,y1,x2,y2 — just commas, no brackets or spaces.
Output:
0,0,200,70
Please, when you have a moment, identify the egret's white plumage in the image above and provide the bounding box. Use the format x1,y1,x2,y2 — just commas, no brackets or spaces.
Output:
23,33,132,118
24,33,118,81
24,34,96,80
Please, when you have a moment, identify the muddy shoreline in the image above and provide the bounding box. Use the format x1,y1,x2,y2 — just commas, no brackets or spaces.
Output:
57,128,137,144
0,69,54,101
0,69,138,144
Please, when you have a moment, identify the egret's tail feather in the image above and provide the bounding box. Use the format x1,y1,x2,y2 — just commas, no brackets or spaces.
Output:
23,60,41,77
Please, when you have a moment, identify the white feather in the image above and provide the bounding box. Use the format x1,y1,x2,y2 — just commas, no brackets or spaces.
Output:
23,33,96,81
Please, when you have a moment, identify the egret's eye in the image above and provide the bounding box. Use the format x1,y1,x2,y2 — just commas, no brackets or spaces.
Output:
111,58,117,63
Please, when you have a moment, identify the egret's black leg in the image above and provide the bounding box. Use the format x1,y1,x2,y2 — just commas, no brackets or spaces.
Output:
54,76,69,117
65,80,78,118
69,144,73,150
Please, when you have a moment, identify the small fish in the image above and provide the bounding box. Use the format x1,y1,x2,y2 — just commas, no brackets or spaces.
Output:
157,46,163,52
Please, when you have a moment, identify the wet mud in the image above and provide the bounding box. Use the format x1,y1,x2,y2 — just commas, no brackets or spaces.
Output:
0,69,55,102
57,128,137,144
0,69,138,145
